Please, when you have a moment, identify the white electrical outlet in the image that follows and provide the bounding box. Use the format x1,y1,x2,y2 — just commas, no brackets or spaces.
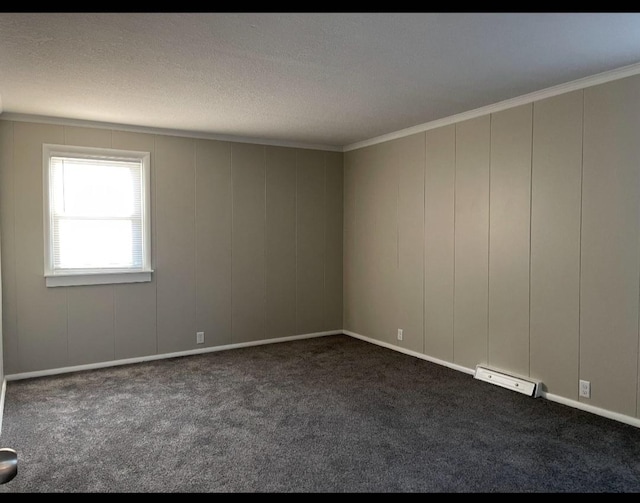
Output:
196,331,205,344
397,328,403,341
579,379,591,398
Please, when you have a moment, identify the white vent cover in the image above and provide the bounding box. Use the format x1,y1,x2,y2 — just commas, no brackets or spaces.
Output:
474,365,542,398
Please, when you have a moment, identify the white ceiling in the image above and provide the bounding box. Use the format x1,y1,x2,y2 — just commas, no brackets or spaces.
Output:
2,12,640,150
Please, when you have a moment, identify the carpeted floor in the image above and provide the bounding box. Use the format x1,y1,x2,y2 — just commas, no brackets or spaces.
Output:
1,334,639,493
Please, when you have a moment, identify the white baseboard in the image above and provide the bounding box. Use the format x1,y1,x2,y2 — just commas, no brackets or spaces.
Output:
343,329,640,429
5,330,341,382
542,391,640,429
343,330,475,375
5,328,640,430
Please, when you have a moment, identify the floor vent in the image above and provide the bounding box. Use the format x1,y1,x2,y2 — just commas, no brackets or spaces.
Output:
474,365,542,398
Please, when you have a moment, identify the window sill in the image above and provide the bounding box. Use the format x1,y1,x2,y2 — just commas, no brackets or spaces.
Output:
45,270,153,287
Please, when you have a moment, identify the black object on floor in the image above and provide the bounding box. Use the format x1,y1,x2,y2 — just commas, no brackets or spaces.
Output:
0,448,17,484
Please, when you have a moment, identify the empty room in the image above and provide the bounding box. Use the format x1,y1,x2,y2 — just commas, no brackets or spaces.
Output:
1,12,640,493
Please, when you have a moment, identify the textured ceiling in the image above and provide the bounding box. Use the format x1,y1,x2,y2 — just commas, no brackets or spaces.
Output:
1,12,640,149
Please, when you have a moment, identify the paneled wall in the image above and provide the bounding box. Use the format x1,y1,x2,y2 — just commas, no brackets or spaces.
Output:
529,91,582,400
344,75,640,420
581,78,640,418
0,121,343,375
488,104,532,377
0,121,13,388
453,115,490,369
424,125,455,361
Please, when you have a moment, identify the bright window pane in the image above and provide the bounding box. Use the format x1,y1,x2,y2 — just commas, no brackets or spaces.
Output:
57,219,135,269
51,157,140,217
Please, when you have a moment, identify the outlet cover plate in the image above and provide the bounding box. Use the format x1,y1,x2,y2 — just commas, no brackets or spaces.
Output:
579,379,591,398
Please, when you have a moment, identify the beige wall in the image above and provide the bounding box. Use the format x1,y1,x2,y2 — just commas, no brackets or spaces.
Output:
0,220,3,388
0,121,10,387
343,74,640,419
0,120,343,375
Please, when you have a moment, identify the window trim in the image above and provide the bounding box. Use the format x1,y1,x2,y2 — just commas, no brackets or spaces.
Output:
43,143,153,287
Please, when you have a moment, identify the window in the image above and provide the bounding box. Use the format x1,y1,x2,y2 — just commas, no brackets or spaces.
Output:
43,144,152,287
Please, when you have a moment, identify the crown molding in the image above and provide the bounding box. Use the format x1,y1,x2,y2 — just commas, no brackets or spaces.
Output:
0,113,343,152
343,61,640,152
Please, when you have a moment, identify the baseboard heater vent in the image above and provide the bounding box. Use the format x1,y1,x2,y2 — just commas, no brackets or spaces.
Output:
474,365,542,398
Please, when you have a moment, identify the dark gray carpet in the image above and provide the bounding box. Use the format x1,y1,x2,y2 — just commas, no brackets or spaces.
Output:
1,334,639,493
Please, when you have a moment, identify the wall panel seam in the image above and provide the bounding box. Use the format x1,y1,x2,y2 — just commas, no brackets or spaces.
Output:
395,149,399,345
227,145,232,342
194,140,199,338
487,114,492,366
263,146,267,340
452,126,456,361
578,90,585,395
324,153,328,329
153,135,159,354
528,103,534,377
423,133,427,355
294,150,298,334
11,121,19,370
111,130,116,359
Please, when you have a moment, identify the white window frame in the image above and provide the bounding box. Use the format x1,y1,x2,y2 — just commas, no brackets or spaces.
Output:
43,144,153,287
